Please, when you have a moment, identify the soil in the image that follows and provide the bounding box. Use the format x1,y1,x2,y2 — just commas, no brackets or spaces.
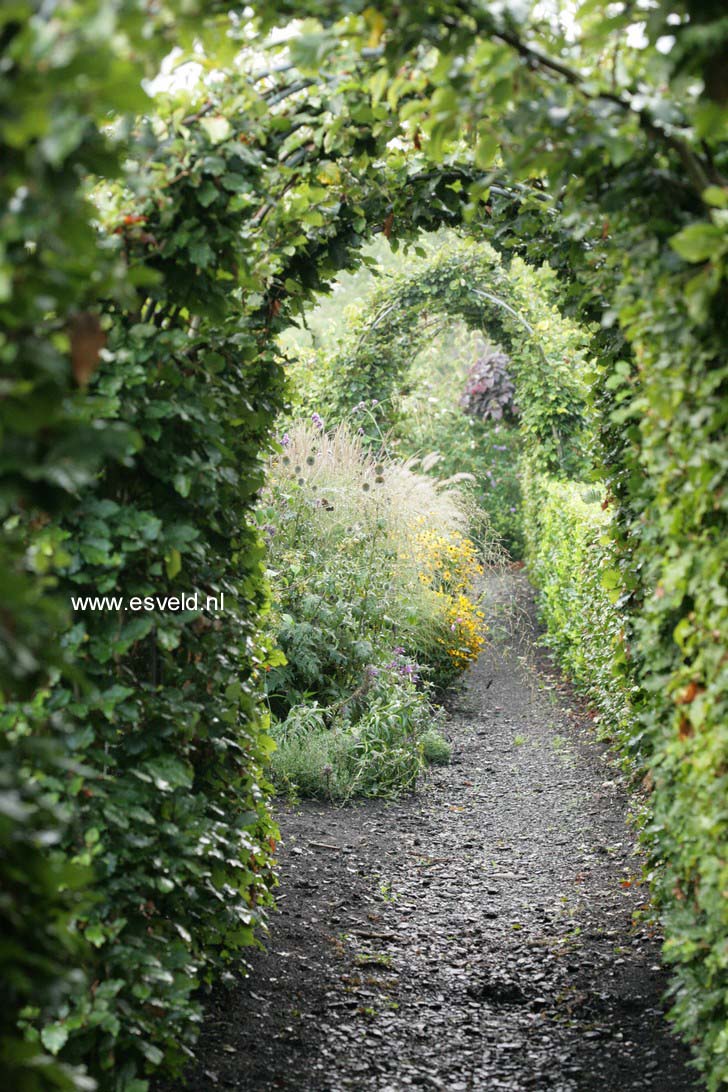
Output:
161,574,699,1092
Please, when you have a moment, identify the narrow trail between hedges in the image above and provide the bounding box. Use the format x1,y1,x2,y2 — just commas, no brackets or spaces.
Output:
171,574,697,1092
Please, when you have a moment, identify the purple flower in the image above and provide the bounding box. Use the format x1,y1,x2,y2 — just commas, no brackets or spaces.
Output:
371,399,379,407
311,412,324,431
383,647,419,682
281,433,291,447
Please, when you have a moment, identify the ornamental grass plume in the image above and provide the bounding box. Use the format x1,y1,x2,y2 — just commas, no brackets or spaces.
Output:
265,421,471,551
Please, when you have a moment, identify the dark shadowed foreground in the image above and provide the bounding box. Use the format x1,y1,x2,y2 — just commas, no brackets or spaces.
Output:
163,575,697,1092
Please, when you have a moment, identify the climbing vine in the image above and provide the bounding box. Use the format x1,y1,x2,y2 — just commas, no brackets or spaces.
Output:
325,240,593,476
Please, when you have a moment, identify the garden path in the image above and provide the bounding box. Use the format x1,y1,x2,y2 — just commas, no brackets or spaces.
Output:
169,574,697,1092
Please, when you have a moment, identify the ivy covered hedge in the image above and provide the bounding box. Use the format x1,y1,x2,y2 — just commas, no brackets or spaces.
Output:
1,6,179,1089
32,322,284,1083
1,8,303,1086
617,249,728,1084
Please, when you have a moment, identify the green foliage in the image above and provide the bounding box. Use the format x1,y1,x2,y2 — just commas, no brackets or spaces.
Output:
33,195,285,1092
523,457,728,1086
1,14,291,1087
0,739,95,1092
269,713,352,801
260,422,486,797
260,422,490,704
279,236,405,356
270,672,434,801
522,472,632,749
299,238,593,558
394,342,525,557
326,239,593,479
4,0,728,1087
0,5,263,1090
608,222,728,1084
421,728,452,766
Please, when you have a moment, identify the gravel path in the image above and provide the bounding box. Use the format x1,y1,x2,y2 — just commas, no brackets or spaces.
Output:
168,574,698,1092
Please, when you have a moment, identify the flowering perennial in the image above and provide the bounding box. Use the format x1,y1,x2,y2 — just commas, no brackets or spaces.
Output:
413,527,486,669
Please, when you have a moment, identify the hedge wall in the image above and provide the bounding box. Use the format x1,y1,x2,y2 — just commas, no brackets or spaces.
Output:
524,468,728,1088
0,10,286,1087
522,472,633,750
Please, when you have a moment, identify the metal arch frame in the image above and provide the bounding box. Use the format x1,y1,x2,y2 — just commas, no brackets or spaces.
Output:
352,283,550,367
469,288,550,366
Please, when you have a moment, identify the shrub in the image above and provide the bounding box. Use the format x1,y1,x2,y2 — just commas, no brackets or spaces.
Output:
342,675,431,798
259,421,489,707
2,72,287,1087
460,346,519,423
524,465,728,1087
268,705,353,800
259,420,492,800
410,526,486,687
0,739,94,1092
395,402,525,558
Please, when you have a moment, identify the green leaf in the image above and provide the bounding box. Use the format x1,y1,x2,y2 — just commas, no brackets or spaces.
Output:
85,923,106,948
475,133,499,169
40,1024,69,1055
165,548,182,579
703,185,728,209
288,29,335,73
188,240,214,268
200,116,232,144
173,473,191,498
141,756,193,792
139,1041,164,1065
670,222,724,263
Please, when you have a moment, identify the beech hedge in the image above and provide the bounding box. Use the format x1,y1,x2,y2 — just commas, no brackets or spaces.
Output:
524,468,728,1088
522,473,633,750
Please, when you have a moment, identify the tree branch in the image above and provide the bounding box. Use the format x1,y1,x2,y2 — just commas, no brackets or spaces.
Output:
491,25,723,195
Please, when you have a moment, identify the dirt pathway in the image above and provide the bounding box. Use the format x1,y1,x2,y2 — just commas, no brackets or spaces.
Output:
170,575,697,1092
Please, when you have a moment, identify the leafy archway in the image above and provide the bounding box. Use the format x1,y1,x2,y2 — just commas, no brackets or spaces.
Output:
2,4,726,1089
328,239,592,475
